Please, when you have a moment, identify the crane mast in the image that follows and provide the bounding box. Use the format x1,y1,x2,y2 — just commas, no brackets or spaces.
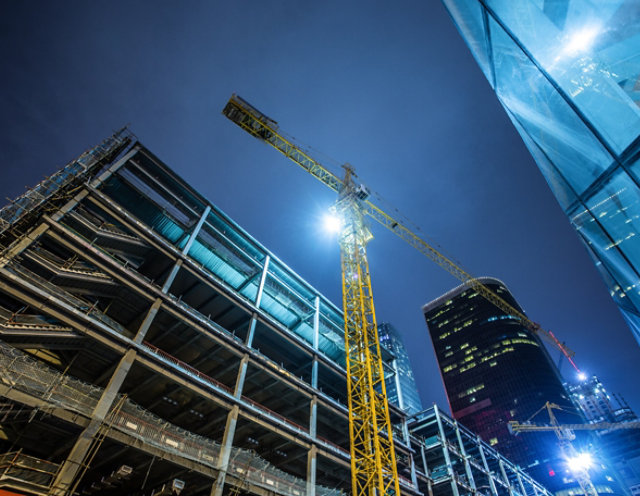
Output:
222,94,580,496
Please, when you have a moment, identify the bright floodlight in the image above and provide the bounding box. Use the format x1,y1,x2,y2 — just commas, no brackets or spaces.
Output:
578,372,588,382
322,212,342,234
567,452,593,473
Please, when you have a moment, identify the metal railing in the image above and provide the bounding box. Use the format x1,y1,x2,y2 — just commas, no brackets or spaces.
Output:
0,341,344,496
0,128,134,235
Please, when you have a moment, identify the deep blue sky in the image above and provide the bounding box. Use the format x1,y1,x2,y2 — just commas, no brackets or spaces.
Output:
2,1,639,414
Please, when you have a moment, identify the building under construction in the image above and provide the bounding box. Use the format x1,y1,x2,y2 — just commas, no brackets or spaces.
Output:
0,131,553,496
0,130,421,496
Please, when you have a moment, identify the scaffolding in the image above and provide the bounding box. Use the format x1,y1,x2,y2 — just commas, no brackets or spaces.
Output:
0,341,344,496
0,127,134,236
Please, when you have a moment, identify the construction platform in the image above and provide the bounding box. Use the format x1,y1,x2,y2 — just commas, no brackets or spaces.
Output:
0,131,420,496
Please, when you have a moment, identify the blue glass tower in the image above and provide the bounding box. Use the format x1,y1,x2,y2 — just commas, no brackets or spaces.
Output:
377,322,423,416
441,0,640,345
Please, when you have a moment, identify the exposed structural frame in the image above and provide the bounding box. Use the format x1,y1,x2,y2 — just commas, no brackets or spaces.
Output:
0,131,381,496
410,405,554,496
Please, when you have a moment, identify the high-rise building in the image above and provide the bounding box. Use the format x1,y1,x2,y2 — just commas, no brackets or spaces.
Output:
566,375,637,424
0,131,424,496
439,0,640,347
422,278,620,494
378,322,423,416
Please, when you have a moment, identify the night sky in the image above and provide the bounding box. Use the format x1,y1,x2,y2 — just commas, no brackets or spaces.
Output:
2,1,639,415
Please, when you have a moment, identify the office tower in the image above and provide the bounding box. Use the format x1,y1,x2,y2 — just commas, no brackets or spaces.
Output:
439,0,640,347
378,322,423,416
423,278,621,494
0,131,423,496
566,375,637,423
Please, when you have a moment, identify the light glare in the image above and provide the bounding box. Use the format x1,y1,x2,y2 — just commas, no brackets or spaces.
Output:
567,452,593,473
577,372,587,381
562,25,601,56
323,213,342,234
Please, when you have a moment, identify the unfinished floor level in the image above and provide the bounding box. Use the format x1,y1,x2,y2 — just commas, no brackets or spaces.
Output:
0,131,421,496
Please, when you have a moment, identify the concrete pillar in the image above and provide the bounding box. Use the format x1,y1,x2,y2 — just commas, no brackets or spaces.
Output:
311,296,320,388
50,291,159,495
162,205,211,295
246,255,270,347
210,351,251,496
309,396,318,438
211,405,240,496
306,296,320,496
50,349,136,495
234,355,250,398
306,445,317,496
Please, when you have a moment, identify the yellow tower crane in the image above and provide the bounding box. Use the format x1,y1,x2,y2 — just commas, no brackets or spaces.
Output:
222,94,579,496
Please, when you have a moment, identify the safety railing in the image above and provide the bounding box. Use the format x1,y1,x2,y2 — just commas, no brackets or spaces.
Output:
0,128,134,235
0,341,344,496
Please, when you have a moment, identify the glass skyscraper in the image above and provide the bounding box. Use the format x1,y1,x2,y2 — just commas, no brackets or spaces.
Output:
422,278,623,494
440,0,640,346
378,322,423,416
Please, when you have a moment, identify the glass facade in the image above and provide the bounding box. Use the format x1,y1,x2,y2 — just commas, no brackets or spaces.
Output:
441,0,640,346
422,278,619,493
377,322,423,416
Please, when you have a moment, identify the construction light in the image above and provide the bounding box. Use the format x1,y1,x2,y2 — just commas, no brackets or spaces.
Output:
322,212,343,234
577,372,587,381
567,452,593,473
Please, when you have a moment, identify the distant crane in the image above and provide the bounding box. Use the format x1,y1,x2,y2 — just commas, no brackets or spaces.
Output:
509,402,640,496
222,94,580,496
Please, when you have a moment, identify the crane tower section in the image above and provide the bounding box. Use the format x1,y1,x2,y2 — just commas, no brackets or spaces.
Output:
224,95,401,496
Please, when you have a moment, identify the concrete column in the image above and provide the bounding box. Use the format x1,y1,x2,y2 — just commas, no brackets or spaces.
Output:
306,296,321,496
246,255,270,348
309,396,318,438
306,445,317,496
210,351,251,496
234,355,250,398
133,299,162,344
210,405,240,496
311,296,320,389
161,205,211,295
50,349,136,495
477,439,498,496
50,292,160,495
434,406,460,496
